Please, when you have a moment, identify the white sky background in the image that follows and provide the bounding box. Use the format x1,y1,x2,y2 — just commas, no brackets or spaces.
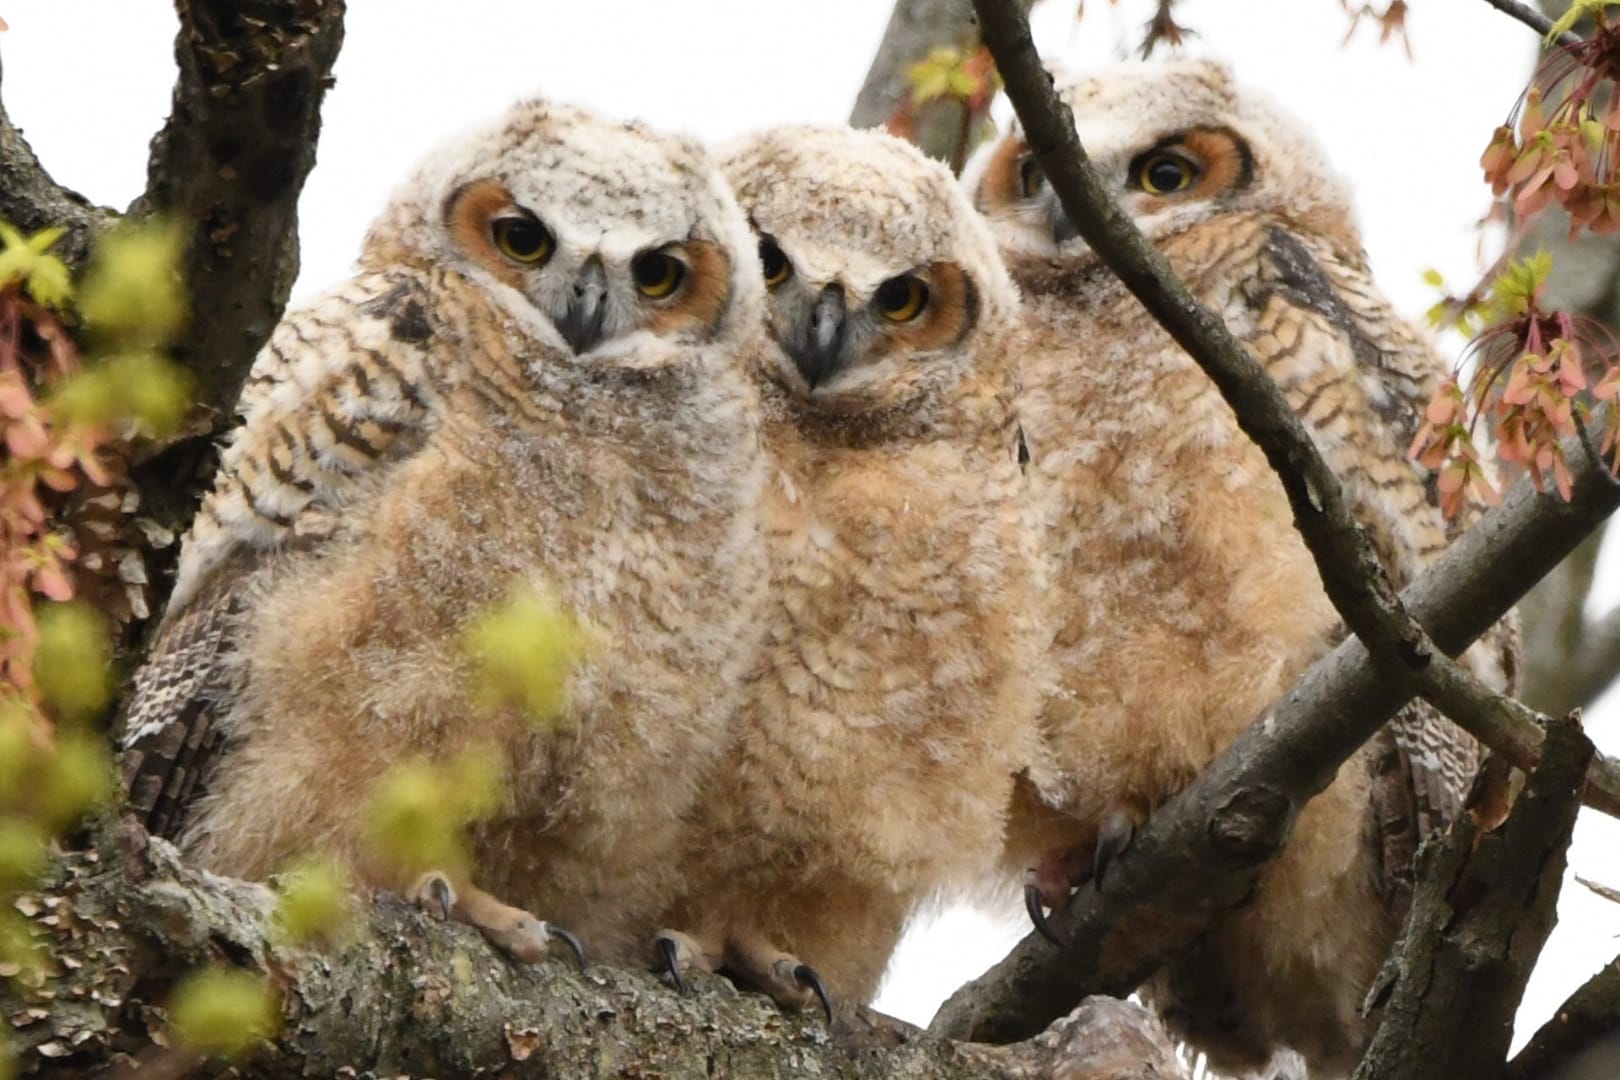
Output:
3,0,1617,1055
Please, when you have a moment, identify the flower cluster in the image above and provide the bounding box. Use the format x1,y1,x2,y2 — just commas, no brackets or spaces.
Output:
1417,3,1620,515
0,224,101,715
1481,2,1620,234
1412,252,1620,515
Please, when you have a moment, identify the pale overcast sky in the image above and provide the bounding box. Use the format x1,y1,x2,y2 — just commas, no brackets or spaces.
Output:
2,0,1615,1052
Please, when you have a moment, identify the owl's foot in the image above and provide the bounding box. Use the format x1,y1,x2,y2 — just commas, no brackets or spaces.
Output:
411,871,586,970
1023,843,1091,947
724,934,834,1023
652,927,722,993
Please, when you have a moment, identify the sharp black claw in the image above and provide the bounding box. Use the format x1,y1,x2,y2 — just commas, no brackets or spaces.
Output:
1024,869,1064,947
548,924,588,972
656,935,686,993
793,962,833,1024
429,876,453,921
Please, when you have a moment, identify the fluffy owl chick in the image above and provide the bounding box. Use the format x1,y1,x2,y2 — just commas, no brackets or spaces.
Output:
969,59,1514,1075
121,99,769,968
655,127,1041,1016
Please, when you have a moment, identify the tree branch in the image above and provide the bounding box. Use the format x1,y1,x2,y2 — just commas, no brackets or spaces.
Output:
0,48,116,270
930,0,1620,1042
1353,715,1592,1079
112,0,347,623
129,0,345,433
2,832,1188,1079
1508,953,1620,1080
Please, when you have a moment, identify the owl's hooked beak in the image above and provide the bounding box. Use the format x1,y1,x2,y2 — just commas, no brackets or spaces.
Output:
790,284,848,389
559,258,608,354
1049,198,1078,246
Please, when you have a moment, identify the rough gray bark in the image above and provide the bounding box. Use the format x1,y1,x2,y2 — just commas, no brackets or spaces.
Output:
128,0,346,433
1354,715,1592,1079
1,830,1187,1079
119,0,347,606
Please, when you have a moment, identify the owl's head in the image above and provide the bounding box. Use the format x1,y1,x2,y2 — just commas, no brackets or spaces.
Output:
967,59,1358,262
722,126,1017,419
364,100,760,363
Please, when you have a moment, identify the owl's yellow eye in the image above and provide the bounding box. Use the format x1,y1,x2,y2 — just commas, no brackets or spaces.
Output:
633,251,686,299
874,275,928,323
1018,155,1045,199
1134,151,1200,196
492,215,553,264
759,238,791,288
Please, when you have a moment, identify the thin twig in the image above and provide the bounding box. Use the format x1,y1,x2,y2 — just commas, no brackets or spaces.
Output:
1478,0,1584,48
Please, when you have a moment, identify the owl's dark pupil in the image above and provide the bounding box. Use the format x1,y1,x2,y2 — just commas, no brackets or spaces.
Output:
635,254,671,287
502,219,544,254
760,241,786,279
876,278,913,312
1148,159,1189,191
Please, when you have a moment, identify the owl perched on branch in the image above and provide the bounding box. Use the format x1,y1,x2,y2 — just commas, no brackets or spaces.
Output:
120,99,770,968
657,126,1041,1017
969,59,1516,1075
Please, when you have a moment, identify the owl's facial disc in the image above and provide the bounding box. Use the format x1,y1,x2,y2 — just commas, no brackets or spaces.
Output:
980,125,1253,252
446,179,735,356
753,233,975,409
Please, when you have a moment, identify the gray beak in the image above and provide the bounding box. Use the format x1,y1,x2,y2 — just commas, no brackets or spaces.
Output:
559,258,607,354
1049,197,1078,246
791,284,847,389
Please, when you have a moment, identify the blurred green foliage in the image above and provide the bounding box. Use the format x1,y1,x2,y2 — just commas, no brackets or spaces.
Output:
168,967,281,1061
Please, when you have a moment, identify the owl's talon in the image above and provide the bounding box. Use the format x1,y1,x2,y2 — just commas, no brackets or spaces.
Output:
410,870,457,921
655,933,686,993
1024,867,1067,946
550,924,588,972
409,871,582,968
1094,806,1139,887
793,962,834,1024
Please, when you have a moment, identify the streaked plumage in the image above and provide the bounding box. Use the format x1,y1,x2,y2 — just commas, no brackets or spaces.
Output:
968,58,1516,1076
121,99,770,967
658,127,1040,1013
